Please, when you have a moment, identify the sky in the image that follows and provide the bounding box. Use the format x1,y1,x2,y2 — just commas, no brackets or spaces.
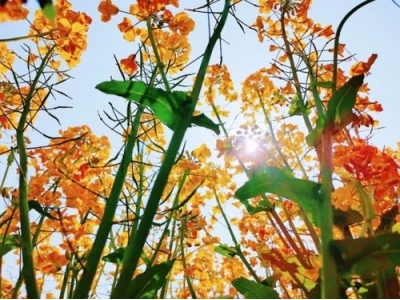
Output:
1,0,400,297
3,0,400,157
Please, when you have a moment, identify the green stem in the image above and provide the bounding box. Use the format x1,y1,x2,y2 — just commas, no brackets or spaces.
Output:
72,106,145,299
180,231,197,299
58,261,71,299
0,30,56,42
280,5,312,132
0,205,17,298
149,171,188,266
146,19,171,93
214,188,260,282
16,47,54,299
332,0,376,92
111,1,231,297
319,132,338,298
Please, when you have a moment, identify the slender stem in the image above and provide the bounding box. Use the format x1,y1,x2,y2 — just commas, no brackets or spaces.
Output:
279,5,312,132
258,94,290,169
149,172,188,266
214,188,260,282
16,47,54,299
146,19,171,93
0,30,56,42
269,209,309,268
282,204,308,254
111,1,231,298
0,205,17,298
58,261,71,299
332,0,376,92
180,232,197,299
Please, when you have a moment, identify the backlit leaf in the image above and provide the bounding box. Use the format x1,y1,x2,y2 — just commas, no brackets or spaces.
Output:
96,80,220,134
326,74,364,129
232,277,280,299
0,234,20,257
214,244,237,258
96,80,181,130
235,166,321,225
127,260,175,298
102,247,124,265
330,233,400,275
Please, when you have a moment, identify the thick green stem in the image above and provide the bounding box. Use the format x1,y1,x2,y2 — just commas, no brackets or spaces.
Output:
72,106,145,299
319,132,339,298
111,1,230,297
16,47,54,299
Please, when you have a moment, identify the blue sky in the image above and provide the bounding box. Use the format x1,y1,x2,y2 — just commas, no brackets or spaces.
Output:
2,0,400,156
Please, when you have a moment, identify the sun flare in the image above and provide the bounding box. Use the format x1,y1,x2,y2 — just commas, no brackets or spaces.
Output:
245,138,259,153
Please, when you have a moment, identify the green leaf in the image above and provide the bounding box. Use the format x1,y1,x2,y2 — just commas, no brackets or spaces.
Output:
214,244,237,258
96,80,220,134
232,277,280,299
325,74,364,130
235,166,321,225
102,247,125,265
127,260,175,298
28,200,58,220
288,95,309,117
192,113,220,135
43,3,56,20
306,75,364,146
333,208,363,229
96,80,181,130
0,234,21,257
330,233,400,275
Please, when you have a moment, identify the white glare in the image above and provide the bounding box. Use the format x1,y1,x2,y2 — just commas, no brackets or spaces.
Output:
245,139,259,153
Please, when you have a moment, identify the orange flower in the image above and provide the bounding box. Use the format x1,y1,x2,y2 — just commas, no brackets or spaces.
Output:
0,0,28,22
117,17,137,42
216,138,232,158
168,12,195,36
120,54,138,75
98,0,119,22
350,53,378,76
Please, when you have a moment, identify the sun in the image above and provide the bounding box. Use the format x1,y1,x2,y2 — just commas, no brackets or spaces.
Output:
244,138,259,153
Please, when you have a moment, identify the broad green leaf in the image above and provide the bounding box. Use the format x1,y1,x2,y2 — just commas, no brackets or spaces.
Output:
326,74,364,129
102,247,124,265
0,234,21,257
232,277,280,299
96,80,220,134
127,260,175,298
28,200,58,220
330,233,400,275
235,166,321,225
96,80,181,130
214,244,237,258
306,75,364,146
